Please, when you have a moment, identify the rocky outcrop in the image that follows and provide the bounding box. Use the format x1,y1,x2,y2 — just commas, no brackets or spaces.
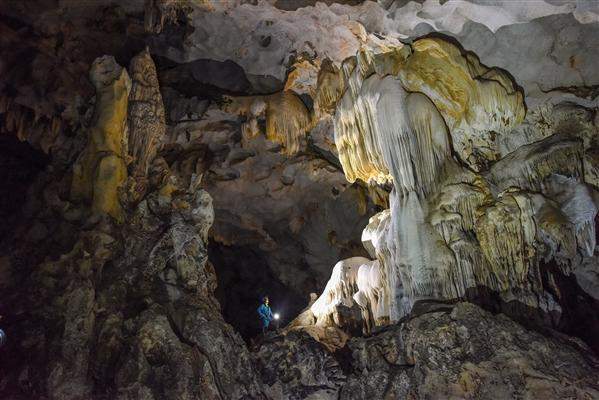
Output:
107,174,264,400
0,55,266,400
252,331,346,400
257,302,599,400
2,153,266,400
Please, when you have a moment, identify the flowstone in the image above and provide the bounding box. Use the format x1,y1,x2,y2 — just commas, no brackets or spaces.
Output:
305,37,599,348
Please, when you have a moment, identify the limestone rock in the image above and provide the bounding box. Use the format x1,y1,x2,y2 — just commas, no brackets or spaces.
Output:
309,38,599,348
343,302,599,399
4,144,266,400
309,257,368,326
70,56,131,222
252,331,347,400
223,90,312,155
256,302,599,399
128,47,166,178
2,1,599,398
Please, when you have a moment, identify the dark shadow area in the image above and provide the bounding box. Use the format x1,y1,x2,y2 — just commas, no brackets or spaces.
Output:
0,135,50,399
154,55,285,98
540,259,599,354
209,240,306,342
463,274,599,356
156,57,254,98
0,135,49,241
273,0,364,11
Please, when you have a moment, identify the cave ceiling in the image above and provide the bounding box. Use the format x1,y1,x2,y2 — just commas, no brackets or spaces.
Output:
2,0,598,300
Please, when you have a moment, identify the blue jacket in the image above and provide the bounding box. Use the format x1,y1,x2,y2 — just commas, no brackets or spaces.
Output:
257,303,273,325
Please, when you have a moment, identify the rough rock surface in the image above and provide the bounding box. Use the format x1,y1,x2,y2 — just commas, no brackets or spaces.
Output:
300,38,599,363
127,47,166,180
257,302,599,400
70,55,131,222
0,54,265,400
252,331,346,400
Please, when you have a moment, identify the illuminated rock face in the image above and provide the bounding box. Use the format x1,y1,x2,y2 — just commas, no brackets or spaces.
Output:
310,37,599,332
70,56,131,222
309,256,368,325
258,302,599,400
222,90,312,155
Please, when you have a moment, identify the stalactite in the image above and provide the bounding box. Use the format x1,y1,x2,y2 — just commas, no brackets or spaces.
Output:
314,59,345,118
264,91,312,155
475,191,539,292
398,38,526,171
222,90,311,155
486,134,584,193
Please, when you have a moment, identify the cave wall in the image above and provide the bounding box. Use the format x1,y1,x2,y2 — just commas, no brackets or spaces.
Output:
0,0,598,399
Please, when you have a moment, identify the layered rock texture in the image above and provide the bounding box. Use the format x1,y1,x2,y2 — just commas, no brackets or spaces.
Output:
1,0,599,399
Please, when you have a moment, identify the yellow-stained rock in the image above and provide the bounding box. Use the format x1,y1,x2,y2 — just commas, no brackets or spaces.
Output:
475,190,538,291
285,59,321,98
314,59,346,117
264,91,312,154
223,90,311,155
71,56,131,222
323,37,526,184
92,155,128,220
399,38,526,169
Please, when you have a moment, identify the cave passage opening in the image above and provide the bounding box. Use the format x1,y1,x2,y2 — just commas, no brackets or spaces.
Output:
209,240,307,342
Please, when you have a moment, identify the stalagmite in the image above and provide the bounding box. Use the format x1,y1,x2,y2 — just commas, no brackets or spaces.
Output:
71,56,131,222
353,260,388,333
127,47,166,178
310,257,369,326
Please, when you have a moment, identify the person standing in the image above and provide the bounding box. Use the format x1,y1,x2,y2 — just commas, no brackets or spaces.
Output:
0,315,6,348
257,296,274,334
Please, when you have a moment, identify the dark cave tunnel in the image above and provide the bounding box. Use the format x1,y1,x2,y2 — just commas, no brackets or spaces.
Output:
0,135,49,243
209,240,307,342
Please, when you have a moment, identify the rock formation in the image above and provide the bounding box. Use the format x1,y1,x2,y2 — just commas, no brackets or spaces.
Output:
127,48,166,181
258,302,599,399
1,54,266,400
307,37,599,350
70,56,131,222
0,0,598,399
